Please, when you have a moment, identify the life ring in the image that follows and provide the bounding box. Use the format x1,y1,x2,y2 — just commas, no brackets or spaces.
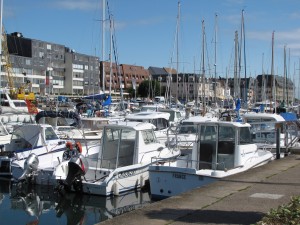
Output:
75,142,82,153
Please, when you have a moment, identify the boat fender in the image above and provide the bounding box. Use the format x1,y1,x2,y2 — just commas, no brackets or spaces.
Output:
66,141,73,150
113,182,119,195
140,175,144,187
75,142,82,153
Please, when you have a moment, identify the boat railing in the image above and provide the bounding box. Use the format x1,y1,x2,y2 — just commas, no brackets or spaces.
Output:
248,120,299,149
150,155,233,172
166,124,198,148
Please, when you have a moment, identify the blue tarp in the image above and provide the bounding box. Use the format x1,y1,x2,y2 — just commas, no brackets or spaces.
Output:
102,95,112,106
83,93,106,100
280,112,298,121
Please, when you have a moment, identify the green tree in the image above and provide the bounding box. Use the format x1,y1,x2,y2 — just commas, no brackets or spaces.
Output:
138,80,161,98
126,87,136,99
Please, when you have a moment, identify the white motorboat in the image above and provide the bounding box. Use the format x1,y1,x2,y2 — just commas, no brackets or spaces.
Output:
36,110,109,143
148,121,274,199
0,124,68,178
125,111,171,145
242,112,300,154
32,121,181,196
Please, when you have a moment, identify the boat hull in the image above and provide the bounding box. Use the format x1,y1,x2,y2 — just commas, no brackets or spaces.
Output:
149,166,216,199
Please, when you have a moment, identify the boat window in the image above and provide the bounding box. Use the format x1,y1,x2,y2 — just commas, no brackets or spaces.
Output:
101,127,135,168
104,128,120,141
14,101,27,107
0,94,8,99
200,125,217,141
0,125,8,136
118,129,136,167
142,130,157,144
247,118,276,132
11,129,23,140
1,101,9,107
198,125,217,170
152,118,168,130
45,127,59,140
101,128,120,169
178,122,197,134
218,126,235,141
176,112,181,120
238,127,252,144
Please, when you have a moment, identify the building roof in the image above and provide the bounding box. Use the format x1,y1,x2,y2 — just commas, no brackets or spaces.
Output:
148,67,169,76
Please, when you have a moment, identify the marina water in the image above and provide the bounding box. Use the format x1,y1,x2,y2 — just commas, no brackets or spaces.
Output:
0,180,152,225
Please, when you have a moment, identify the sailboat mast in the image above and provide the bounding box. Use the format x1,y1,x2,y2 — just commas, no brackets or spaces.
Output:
234,31,239,99
176,1,180,108
109,15,113,96
241,10,247,107
262,53,266,103
201,20,206,115
271,31,276,113
102,0,106,93
214,13,218,104
283,45,287,105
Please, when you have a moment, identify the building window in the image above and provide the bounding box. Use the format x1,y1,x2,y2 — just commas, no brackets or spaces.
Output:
47,44,52,50
25,59,31,65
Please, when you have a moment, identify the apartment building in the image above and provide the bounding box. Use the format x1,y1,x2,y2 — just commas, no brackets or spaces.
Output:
4,32,100,96
100,61,150,93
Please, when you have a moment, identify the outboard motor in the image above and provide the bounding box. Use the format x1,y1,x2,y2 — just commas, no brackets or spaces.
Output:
18,153,39,181
57,154,88,194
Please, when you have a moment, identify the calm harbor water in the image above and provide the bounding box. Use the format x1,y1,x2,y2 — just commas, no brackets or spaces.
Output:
0,180,152,225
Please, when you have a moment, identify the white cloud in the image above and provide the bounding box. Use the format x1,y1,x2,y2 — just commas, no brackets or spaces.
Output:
248,28,300,43
113,16,166,30
55,0,97,11
290,12,300,19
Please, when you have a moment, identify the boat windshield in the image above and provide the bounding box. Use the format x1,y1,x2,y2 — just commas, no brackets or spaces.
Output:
101,127,136,169
238,127,252,144
141,130,157,144
45,127,59,140
178,122,197,134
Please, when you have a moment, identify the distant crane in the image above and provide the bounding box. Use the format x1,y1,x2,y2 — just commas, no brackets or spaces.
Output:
1,28,35,100
1,27,16,97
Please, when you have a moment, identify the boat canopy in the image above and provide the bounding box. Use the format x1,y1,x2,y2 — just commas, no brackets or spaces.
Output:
35,110,81,127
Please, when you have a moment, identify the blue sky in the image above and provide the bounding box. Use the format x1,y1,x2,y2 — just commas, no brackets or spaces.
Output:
3,0,300,97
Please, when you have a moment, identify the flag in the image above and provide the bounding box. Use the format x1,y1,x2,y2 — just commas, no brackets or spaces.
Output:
102,95,112,106
25,99,38,114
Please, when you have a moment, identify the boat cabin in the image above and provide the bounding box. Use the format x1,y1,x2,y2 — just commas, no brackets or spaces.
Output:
99,122,159,169
5,124,62,152
192,121,253,171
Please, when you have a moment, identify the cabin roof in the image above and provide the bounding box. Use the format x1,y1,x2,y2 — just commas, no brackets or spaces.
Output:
182,116,218,123
106,121,156,131
242,112,285,122
199,120,251,128
125,111,170,120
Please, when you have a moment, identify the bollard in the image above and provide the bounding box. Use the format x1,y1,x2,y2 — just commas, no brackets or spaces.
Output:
276,123,281,159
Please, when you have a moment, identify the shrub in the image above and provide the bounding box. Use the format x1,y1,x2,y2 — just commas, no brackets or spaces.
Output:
255,196,300,225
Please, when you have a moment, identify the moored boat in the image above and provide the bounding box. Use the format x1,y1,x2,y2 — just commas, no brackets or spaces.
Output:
148,121,274,199
27,121,181,196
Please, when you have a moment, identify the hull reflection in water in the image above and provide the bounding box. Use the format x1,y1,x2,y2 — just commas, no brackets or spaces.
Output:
0,180,152,225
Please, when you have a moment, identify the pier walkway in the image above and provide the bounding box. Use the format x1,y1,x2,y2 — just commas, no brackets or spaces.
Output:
97,153,300,225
